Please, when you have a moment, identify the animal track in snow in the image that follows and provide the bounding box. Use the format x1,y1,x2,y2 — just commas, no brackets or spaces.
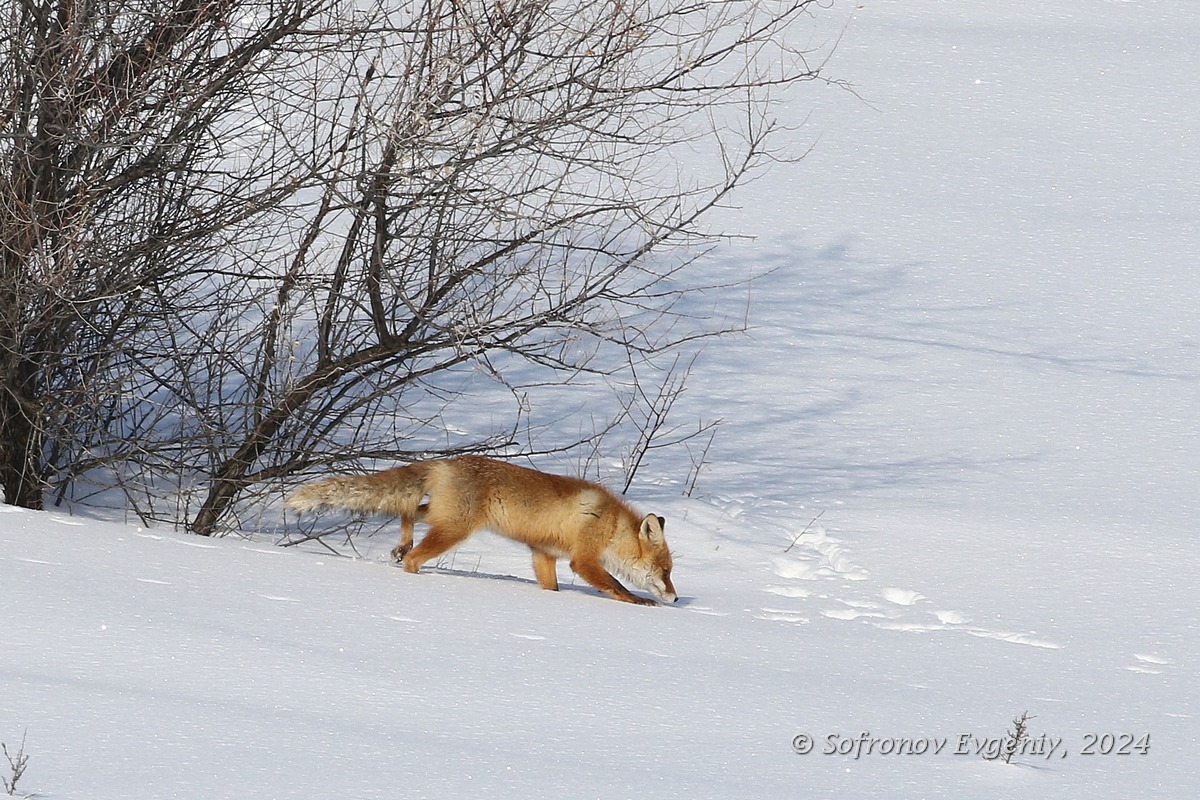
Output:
772,528,869,584
864,613,1060,649
686,605,730,617
761,576,1058,652
760,525,1057,652
755,608,810,624
822,607,887,621
958,628,1062,650
881,587,924,606
763,585,810,598
761,526,872,627
1125,653,1171,674
256,594,302,603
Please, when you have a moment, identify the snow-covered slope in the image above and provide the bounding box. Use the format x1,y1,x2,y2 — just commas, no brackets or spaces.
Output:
2,492,1192,798
3,0,1197,797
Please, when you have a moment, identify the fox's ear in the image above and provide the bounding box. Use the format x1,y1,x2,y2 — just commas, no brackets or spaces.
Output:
640,514,666,545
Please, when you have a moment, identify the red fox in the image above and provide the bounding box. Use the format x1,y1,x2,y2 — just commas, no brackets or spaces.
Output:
285,455,676,605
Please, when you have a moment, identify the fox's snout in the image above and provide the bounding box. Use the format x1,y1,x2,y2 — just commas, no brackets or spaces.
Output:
651,577,678,604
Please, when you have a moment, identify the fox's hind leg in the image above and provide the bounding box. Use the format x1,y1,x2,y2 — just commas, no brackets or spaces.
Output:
401,523,473,574
389,515,415,562
389,503,428,562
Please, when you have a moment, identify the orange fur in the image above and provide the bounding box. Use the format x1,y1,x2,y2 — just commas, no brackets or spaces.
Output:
285,456,676,605
285,462,431,560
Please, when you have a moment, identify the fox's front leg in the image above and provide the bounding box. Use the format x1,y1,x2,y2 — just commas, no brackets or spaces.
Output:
531,550,560,591
569,557,656,606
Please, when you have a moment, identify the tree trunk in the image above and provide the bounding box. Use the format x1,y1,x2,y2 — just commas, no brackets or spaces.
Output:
0,354,44,509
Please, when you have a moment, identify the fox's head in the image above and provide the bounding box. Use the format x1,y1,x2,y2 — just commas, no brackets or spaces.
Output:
607,513,676,603
641,514,677,603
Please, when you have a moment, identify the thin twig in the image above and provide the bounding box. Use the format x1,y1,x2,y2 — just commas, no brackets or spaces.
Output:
784,510,825,553
2,730,29,797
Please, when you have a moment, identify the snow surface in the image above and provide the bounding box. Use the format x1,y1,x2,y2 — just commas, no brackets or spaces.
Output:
3,1,1197,797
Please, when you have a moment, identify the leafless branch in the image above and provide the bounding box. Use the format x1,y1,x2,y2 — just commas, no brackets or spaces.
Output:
1,0,842,534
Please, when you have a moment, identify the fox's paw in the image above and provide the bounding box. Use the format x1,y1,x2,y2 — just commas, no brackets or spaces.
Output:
401,555,421,574
390,543,411,562
624,594,658,607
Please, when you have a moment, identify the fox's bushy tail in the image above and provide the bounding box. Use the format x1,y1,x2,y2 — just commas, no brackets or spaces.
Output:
284,464,430,518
